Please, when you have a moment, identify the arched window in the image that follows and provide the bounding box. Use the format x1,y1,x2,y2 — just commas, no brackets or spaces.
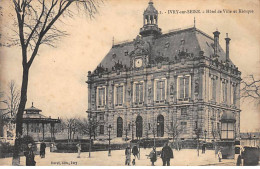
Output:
136,116,143,138
157,115,164,137
117,117,123,137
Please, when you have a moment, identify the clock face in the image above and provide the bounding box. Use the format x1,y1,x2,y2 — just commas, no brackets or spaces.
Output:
135,58,143,68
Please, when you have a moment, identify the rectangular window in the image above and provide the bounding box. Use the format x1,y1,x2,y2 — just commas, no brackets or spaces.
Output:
156,81,160,101
140,83,143,103
221,81,227,102
156,80,166,101
178,76,190,99
232,85,236,105
179,77,184,99
128,124,131,130
98,87,106,107
184,77,189,98
211,121,215,135
181,122,187,133
99,114,104,121
99,125,104,135
217,123,220,135
221,122,234,139
181,107,187,116
135,83,143,103
211,78,216,101
116,85,123,106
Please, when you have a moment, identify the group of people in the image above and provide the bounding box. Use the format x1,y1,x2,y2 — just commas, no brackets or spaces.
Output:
125,142,174,166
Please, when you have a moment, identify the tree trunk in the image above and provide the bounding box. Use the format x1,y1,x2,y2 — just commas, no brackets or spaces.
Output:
12,67,29,166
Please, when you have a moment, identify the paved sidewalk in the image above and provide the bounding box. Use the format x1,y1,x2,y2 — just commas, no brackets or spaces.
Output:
0,147,236,166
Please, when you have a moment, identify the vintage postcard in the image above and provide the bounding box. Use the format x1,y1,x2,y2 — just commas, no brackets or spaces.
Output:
0,0,259,166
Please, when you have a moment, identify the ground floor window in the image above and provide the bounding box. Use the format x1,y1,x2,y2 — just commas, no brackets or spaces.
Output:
99,125,104,135
136,116,143,138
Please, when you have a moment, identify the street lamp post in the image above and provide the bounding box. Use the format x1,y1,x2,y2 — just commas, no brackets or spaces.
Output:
67,124,70,143
153,127,156,147
204,129,207,142
253,135,256,147
194,121,200,157
108,125,112,156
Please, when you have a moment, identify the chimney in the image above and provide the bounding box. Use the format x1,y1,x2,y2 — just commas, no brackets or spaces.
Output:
225,33,231,62
213,30,220,56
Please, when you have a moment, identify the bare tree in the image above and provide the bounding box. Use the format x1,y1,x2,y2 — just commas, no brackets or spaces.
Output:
4,0,101,165
76,117,101,158
167,120,183,151
65,118,77,143
167,120,183,141
4,81,20,118
76,118,90,135
241,74,260,105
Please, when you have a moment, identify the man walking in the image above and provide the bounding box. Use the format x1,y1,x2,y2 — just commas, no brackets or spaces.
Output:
125,145,131,166
161,142,174,166
76,142,81,158
217,148,222,162
40,141,46,158
132,145,139,160
149,147,157,166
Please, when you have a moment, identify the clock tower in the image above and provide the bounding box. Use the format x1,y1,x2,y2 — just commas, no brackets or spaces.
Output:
130,1,162,69
129,35,150,69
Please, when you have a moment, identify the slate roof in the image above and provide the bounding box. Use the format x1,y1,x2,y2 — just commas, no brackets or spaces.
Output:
24,102,42,113
144,1,158,15
98,27,234,72
220,111,236,121
23,112,47,119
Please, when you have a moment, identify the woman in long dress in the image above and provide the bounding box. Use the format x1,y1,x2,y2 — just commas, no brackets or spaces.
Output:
125,145,131,166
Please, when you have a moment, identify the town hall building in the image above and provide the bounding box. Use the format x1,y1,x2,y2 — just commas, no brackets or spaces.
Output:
86,1,241,142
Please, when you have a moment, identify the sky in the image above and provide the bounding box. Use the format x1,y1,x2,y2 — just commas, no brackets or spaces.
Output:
0,0,259,132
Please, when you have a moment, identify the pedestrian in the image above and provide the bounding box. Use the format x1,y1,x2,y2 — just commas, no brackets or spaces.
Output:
132,145,139,159
40,141,46,158
161,142,174,166
236,154,242,166
149,147,157,166
24,143,36,166
217,148,222,162
125,145,131,166
76,142,81,158
202,143,206,154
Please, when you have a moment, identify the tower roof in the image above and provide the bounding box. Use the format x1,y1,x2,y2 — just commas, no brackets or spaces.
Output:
220,111,236,122
144,1,158,15
24,102,42,113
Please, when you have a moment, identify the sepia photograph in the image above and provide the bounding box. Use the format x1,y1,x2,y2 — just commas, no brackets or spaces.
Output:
0,0,259,166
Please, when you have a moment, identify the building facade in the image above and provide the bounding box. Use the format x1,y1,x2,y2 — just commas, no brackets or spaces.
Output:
87,1,241,141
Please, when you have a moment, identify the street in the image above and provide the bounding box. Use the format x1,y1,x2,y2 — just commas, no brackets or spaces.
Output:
0,147,237,166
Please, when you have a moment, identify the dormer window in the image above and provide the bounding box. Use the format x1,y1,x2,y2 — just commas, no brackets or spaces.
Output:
112,53,116,59
124,50,128,56
165,42,170,49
